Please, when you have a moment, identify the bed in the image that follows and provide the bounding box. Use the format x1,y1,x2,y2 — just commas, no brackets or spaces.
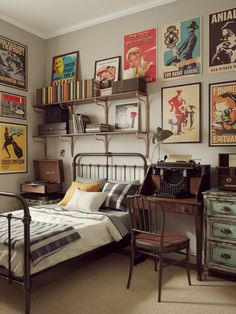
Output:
0,152,147,314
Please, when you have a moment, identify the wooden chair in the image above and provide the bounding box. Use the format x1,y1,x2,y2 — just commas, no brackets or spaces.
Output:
126,195,191,302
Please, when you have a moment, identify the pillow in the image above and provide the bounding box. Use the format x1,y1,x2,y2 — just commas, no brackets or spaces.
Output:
65,189,108,212
58,181,102,206
102,182,140,211
76,176,106,190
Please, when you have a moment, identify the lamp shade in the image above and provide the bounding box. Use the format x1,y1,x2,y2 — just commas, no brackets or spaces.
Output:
152,127,173,144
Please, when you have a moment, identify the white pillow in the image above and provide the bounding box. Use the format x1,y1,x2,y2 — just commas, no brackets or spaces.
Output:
65,189,108,212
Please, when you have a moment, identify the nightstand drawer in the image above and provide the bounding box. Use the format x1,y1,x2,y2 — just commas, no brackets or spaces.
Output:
207,218,236,241
208,200,236,217
206,241,236,269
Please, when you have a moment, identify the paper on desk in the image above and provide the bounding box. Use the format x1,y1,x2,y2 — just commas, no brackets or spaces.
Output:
164,155,192,163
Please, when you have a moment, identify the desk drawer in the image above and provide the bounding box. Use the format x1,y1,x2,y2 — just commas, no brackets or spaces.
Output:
176,203,194,214
207,218,236,242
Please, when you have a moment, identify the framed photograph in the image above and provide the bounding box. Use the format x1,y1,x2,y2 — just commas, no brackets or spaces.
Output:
209,8,236,74
0,122,27,174
209,80,236,146
0,35,27,90
162,83,201,143
94,56,121,90
124,28,157,83
161,17,201,80
51,51,79,84
0,91,26,119
114,102,139,131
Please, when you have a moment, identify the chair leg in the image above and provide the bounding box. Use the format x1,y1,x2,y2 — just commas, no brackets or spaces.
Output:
154,256,158,272
127,244,135,289
186,243,191,286
158,253,163,302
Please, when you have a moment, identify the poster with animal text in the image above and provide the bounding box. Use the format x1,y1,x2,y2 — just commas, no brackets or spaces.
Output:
209,8,236,74
124,28,157,83
209,81,236,146
0,122,27,173
161,17,201,80
0,35,27,90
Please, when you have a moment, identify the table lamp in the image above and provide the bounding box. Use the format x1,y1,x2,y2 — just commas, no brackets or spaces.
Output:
151,127,173,162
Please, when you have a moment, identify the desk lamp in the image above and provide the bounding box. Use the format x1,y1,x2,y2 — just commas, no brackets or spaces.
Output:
151,127,173,162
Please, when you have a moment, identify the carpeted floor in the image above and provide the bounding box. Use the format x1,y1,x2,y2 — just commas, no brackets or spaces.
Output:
0,253,235,314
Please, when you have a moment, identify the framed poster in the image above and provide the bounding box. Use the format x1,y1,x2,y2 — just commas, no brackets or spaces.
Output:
0,35,27,90
161,17,201,80
124,28,157,83
162,83,201,143
209,80,236,146
209,8,236,74
0,122,27,174
94,56,121,90
114,102,139,131
51,51,79,83
0,91,26,119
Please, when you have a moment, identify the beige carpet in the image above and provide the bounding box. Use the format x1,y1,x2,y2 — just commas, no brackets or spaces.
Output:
0,253,235,314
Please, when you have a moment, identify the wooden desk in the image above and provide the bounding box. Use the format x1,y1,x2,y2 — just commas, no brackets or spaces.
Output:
147,195,203,281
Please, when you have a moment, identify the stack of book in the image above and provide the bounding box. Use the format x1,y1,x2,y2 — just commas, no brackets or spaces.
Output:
85,123,113,133
71,114,90,133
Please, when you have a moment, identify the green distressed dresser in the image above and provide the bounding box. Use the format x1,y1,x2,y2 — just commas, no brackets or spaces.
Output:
203,189,236,277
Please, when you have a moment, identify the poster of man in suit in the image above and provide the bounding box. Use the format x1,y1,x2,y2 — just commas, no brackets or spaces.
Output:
209,7,236,74
161,17,201,80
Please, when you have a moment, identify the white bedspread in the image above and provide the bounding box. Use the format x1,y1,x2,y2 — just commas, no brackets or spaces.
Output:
0,205,129,277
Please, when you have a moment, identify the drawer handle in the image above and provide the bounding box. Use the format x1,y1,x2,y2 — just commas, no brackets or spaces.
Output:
222,206,232,213
220,253,231,260
220,228,232,235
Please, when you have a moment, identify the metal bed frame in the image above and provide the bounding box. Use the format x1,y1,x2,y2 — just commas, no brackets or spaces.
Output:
0,152,147,314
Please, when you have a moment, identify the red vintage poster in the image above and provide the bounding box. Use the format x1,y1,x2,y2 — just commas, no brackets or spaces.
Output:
124,28,157,83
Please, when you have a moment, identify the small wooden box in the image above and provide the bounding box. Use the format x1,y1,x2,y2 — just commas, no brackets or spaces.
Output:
112,78,147,94
21,159,64,194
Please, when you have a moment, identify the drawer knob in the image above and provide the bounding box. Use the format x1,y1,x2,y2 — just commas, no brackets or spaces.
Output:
222,206,231,213
220,228,232,235
220,253,231,260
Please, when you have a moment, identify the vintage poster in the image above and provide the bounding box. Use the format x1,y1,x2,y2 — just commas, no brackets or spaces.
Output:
0,35,27,90
52,51,79,84
124,28,156,83
209,8,236,74
162,83,201,143
209,81,236,146
0,91,26,119
0,122,27,173
161,17,201,80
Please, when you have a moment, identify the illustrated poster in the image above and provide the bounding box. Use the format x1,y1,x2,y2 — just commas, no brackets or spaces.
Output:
0,92,26,119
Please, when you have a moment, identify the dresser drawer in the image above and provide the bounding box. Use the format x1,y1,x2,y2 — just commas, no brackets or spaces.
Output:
206,241,236,270
206,199,236,217
207,218,236,242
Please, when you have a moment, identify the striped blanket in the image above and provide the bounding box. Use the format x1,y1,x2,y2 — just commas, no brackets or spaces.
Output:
0,216,80,266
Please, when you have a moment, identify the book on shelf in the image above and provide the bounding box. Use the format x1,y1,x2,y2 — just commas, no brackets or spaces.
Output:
85,123,113,133
72,114,91,133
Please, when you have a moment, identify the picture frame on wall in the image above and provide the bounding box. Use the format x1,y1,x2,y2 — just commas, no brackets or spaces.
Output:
114,102,139,131
0,91,26,119
94,56,121,92
51,51,79,84
0,35,27,90
209,80,236,146
162,82,201,143
0,122,27,174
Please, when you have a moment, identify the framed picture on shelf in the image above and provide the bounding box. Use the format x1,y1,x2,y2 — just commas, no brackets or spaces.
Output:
162,82,201,143
51,51,79,84
114,102,139,131
94,56,121,92
0,91,26,119
209,80,236,146
0,122,27,174
0,35,27,90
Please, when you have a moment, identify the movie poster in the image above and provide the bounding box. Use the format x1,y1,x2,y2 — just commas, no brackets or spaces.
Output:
209,8,236,74
0,35,27,90
161,17,201,80
0,92,26,119
209,81,236,146
0,122,27,173
124,28,157,83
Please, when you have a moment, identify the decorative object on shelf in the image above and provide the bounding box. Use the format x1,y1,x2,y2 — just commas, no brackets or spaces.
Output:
51,51,79,84
0,91,26,119
209,80,236,146
124,28,157,83
0,122,27,174
0,35,27,90
162,82,201,143
94,56,121,95
114,102,139,131
209,7,236,74
161,17,201,80
151,127,173,162
112,77,146,94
